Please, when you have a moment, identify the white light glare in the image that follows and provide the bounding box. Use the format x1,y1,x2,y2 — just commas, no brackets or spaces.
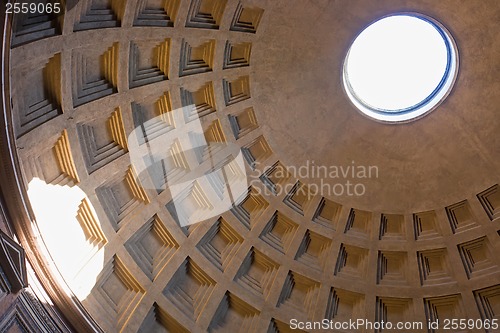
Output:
346,15,448,112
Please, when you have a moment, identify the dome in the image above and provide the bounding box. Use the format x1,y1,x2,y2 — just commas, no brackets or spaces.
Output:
0,1,499,332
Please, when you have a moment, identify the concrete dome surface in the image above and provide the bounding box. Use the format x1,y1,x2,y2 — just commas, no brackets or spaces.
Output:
0,1,499,332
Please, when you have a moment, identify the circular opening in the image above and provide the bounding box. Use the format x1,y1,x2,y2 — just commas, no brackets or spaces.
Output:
343,14,458,122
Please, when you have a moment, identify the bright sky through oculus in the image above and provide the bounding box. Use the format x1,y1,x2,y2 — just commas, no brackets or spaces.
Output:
345,15,449,112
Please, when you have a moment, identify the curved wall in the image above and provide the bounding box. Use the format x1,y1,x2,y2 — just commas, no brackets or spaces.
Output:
1,1,499,332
